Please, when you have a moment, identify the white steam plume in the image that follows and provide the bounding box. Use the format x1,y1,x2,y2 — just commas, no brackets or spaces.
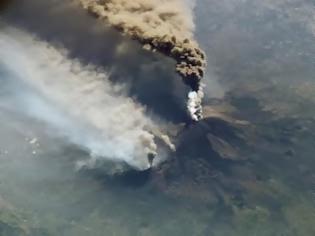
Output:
0,27,174,170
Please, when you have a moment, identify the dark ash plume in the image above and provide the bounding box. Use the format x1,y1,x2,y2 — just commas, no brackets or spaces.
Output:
79,0,207,121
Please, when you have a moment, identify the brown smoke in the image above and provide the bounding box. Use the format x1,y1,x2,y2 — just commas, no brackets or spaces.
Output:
79,0,207,120
0,0,11,11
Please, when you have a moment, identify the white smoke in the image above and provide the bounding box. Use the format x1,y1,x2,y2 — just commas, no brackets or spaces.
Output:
0,26,173,170
187,87,204,121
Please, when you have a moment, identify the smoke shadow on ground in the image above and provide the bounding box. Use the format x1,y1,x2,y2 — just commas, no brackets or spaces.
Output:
1,0,190,123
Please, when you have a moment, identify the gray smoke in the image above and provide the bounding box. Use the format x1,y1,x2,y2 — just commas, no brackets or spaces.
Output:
0,26,174,170
79,0,207,121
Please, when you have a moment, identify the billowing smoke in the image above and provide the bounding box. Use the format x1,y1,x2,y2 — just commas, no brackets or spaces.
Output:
79,0,207,121
0,26,174,170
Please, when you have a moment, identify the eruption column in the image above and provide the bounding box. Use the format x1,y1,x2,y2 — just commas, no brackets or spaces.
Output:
79,0,207,121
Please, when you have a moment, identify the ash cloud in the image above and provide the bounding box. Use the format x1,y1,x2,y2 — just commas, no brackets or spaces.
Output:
0,26,174,170
79,0,207,121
